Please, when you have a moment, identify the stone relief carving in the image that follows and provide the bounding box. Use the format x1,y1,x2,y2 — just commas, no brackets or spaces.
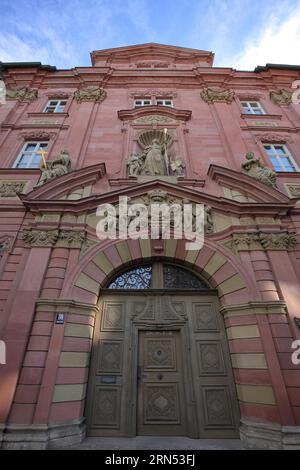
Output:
59,230,85,244
286,184,300,198
74,87,107,103
46,92,70,100
241,152,277,188
270,89,292,105
258,133,287,143
37,150,71,186
0,181,26,197
130,90,176,98
22,229,59,247
0,236,12,258
170,157,185,177
6,87,38,102
141,191,214,234
233,232,297,251
200,88,235,104
22,229,86,247
133,115,177,125
21,131,53,141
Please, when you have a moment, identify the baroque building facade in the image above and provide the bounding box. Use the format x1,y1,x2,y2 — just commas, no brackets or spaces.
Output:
0,43,299,449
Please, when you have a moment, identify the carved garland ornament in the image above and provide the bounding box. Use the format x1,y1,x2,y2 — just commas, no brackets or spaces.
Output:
74,87,107,103
0,181,26,197
200,88,235,104
233,232,297,251
22,229,85,247
6,87,38,102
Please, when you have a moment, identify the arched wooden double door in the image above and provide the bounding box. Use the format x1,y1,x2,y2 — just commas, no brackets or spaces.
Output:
86,263,240,437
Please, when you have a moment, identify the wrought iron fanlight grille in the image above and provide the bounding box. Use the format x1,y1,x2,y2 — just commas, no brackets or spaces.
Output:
107,263,208,290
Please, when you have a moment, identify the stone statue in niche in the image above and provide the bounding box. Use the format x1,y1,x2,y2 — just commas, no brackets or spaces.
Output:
127,138,168,176
241,152,277,188
37,150,71,186
170,157,185,177
142,138,167,176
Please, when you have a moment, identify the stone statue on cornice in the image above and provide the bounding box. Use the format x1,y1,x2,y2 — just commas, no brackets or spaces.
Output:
37,150,71,186
241,152,277,188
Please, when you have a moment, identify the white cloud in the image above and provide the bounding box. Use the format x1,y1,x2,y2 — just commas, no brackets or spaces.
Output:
229,6,300,70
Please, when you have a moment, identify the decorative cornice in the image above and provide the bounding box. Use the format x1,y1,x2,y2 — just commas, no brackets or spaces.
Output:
208,164,289,203
270,89,292,105
22,229,86,247
118,105,191,123
74,87,106,103
35,298,99,314
19,178,295,217
20,162,106,201
220,300,287,316
200,88,235,104
6,87,38,102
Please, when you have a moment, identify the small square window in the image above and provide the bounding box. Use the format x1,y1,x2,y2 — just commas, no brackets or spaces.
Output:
241,101,265,115
44,99,67,113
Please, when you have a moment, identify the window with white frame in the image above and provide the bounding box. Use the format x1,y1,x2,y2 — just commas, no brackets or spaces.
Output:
44,99,67,113
13,142,48,169
134,99,152,108
156,99,173,107
263,143,298,172
241,101,265,115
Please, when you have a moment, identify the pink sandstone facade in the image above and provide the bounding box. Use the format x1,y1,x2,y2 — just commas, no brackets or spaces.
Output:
0,43,299,449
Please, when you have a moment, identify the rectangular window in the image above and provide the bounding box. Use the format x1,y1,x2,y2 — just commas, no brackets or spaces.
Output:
263,144,298,172
156,99,173,107
44,100,67,113
241,101,265,115
134,99,152,108
13,142,48,169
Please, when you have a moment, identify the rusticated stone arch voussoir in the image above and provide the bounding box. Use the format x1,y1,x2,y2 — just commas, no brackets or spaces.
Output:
68,238,259,306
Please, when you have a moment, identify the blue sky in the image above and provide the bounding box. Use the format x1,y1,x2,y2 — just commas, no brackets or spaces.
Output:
1,0,300,70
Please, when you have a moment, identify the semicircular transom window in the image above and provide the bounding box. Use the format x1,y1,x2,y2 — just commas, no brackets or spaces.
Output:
107,262,209,290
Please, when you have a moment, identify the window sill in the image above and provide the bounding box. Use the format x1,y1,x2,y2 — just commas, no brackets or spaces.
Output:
241,113,282,120
27,112,69,118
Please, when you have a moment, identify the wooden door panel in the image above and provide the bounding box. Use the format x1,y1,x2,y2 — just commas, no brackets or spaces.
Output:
137,330,187,436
